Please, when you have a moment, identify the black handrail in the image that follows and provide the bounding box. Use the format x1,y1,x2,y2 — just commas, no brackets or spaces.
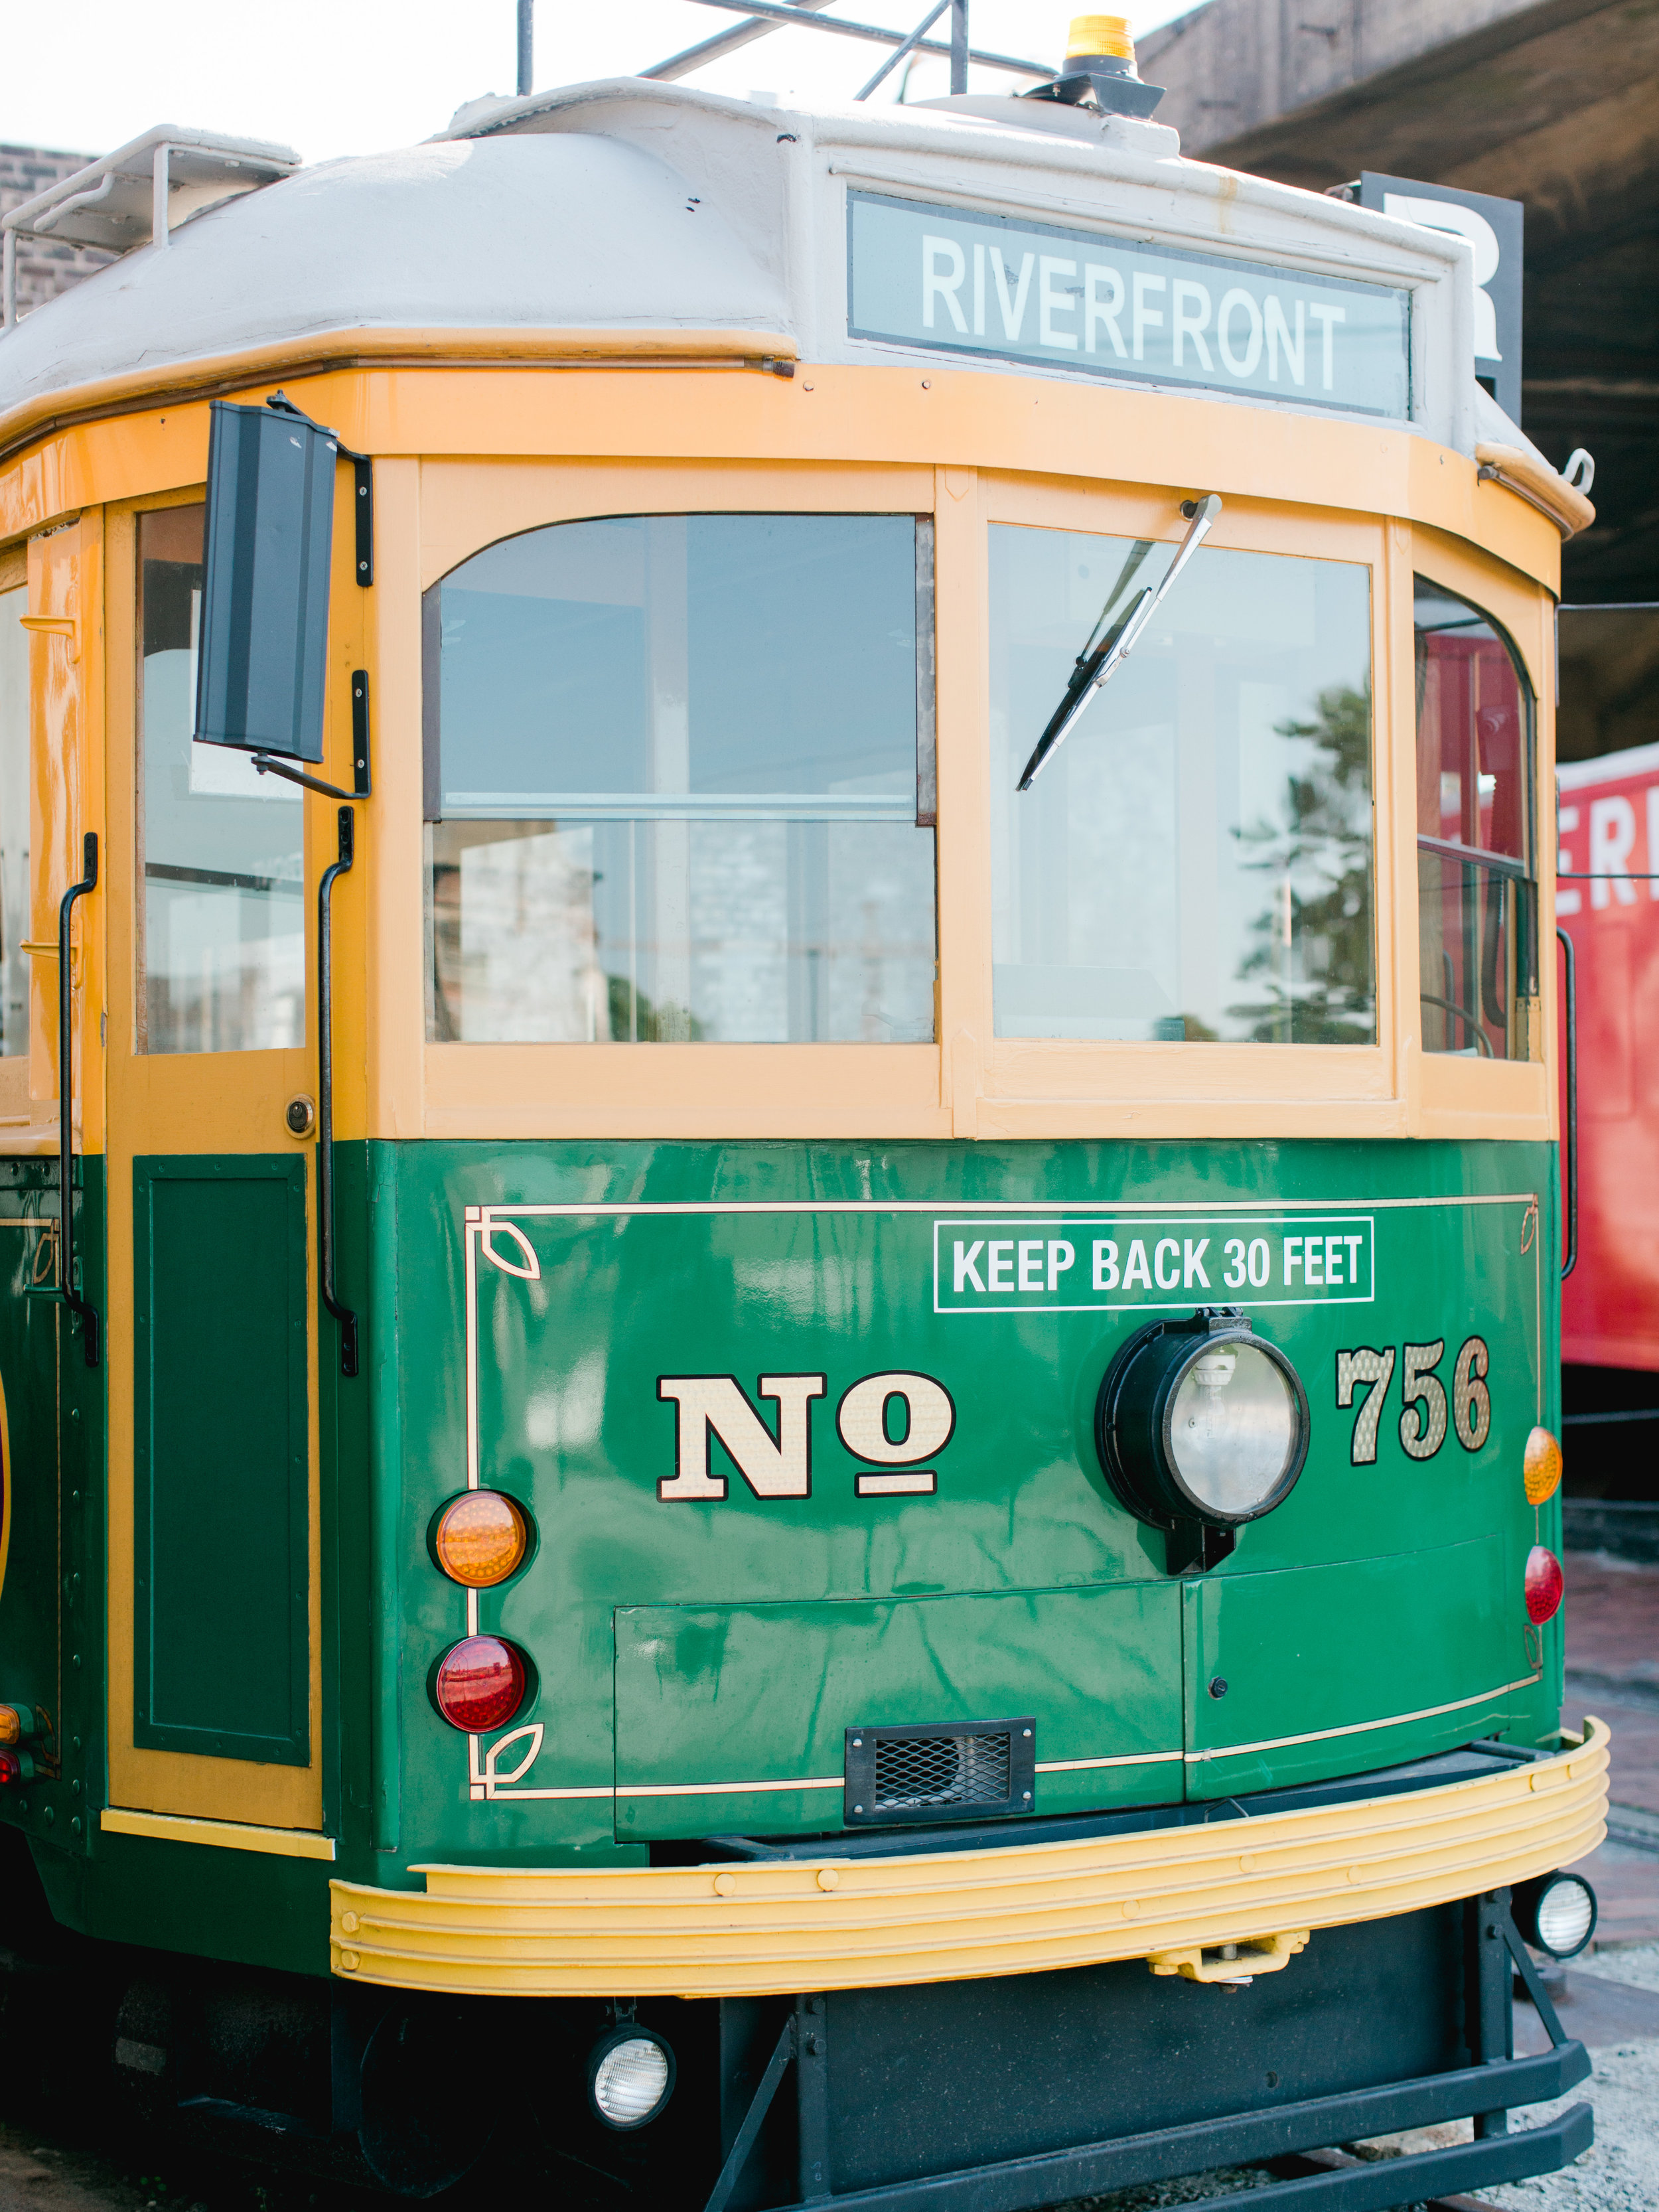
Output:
1557,923,1577,1280
319,806,358,1375
58,832,99,1366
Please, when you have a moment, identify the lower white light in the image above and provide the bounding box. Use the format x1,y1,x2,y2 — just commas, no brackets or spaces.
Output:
1535,1876,1595,1958
1166,1342,1299,1516
592,2034,673,2128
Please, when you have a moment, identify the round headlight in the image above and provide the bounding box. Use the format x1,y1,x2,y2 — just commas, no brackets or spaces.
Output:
1514,1871,1597,1960
588,2028,676,2130
1097,1313,1310,1533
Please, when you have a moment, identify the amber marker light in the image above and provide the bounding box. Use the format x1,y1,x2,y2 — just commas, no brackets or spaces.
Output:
0,1704,29,1746
430,1490,532,1587
1523,1425,1563,1505
1524,1544,1564,1626
1067,14,1137,62
429,1636,530,1733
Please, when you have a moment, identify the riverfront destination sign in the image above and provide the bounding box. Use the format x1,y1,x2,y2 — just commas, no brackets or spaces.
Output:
849,190,1412,419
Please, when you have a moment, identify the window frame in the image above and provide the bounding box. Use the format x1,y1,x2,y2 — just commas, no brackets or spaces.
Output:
962,475,1398,1138
1411,570,1540,1068
1399,522,1555,1138
409,461,1557,1144
417,460,947,1138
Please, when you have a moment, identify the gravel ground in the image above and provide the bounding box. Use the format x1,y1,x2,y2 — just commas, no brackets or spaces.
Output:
1056,2033,1659,2212
1478,2036,1659,2212
1053,1950,1659,2212
1577,1939,1659,1993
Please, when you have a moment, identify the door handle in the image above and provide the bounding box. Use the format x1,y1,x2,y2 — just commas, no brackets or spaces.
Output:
59,832,98,1367
318,807,358,1376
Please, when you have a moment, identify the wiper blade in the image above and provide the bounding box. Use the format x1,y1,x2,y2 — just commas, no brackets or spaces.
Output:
1017,494,1223,792
1017,587,1151,793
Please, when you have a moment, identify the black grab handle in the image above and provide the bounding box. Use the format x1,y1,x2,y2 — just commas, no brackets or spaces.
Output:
318,806,358,1375
1557,923,1577,1280
59,832,99,1366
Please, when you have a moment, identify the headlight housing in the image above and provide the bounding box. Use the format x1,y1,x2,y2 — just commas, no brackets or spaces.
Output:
1096,1309,1309,1570
1513,1871,1597,1960
588,2027,676,2130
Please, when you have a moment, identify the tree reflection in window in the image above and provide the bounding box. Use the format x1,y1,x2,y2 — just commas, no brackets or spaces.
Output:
1230,682,1376,1044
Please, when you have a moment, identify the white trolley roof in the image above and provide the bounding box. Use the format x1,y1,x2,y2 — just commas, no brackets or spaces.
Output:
0,74,1528,466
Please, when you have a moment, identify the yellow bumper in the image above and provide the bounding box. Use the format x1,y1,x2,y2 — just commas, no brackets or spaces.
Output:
330,1720,1608,1999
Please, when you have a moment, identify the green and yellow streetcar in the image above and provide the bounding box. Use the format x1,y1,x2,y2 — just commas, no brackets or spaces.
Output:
0,13,1609,2207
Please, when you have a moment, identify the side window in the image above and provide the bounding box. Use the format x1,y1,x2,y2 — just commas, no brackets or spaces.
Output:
0,575,27,1057
988,527,1375,1043
135,507,305,1055
425,512,937,1046
1413,577,1536,1060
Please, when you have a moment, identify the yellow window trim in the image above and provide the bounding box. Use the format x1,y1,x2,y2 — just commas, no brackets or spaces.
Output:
2,361,1561,597
1404,524,1558,1137
407,465,1542,1143
329,1720,1607,2000
1,385,1563,1149
0,330,801,475
102,1806,336,1860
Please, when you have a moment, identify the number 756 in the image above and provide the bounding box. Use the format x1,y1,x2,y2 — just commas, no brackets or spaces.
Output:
1336,1337,1491,1465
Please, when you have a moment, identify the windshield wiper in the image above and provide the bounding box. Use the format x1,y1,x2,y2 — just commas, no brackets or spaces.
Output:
1017,494,1223,792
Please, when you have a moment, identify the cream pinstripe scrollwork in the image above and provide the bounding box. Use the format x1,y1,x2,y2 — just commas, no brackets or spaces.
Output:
453,1192,1547,1814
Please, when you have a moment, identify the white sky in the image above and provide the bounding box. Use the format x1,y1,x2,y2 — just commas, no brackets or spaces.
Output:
3,1,1198,167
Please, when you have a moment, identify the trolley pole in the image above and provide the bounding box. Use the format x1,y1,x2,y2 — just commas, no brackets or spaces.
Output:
950,0,968,92
517,0,534,96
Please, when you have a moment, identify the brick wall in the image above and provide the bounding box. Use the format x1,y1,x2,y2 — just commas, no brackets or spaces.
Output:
1,143,114,320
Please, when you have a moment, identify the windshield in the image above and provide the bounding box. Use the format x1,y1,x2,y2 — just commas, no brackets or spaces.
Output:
427,512,938,1045
989,526,1376,1043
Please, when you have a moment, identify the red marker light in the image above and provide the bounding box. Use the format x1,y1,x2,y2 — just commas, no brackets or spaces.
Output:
430,1636,528,1732
1524,1544,1564,1626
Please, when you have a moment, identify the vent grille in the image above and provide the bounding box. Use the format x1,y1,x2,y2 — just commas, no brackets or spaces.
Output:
845,1718,1035,1826
874,1732,1011,1811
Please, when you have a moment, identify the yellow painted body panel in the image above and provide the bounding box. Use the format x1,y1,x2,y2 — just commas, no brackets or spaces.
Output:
101,1806,337,1859
98,496,329,1833
328,1722,1608,2000
0,359,1564,591
0,352,1565,1151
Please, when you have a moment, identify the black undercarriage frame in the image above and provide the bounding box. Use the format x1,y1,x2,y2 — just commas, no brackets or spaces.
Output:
705,1894,1591,2212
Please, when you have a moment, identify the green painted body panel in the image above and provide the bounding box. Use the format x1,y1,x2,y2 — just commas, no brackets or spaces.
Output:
0,1157,106,1880
132,1155,310,1763
381,1134,1562,1878
0,1135,1565,1986
1183,1535,1508,1797
616,1584,1181,1839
